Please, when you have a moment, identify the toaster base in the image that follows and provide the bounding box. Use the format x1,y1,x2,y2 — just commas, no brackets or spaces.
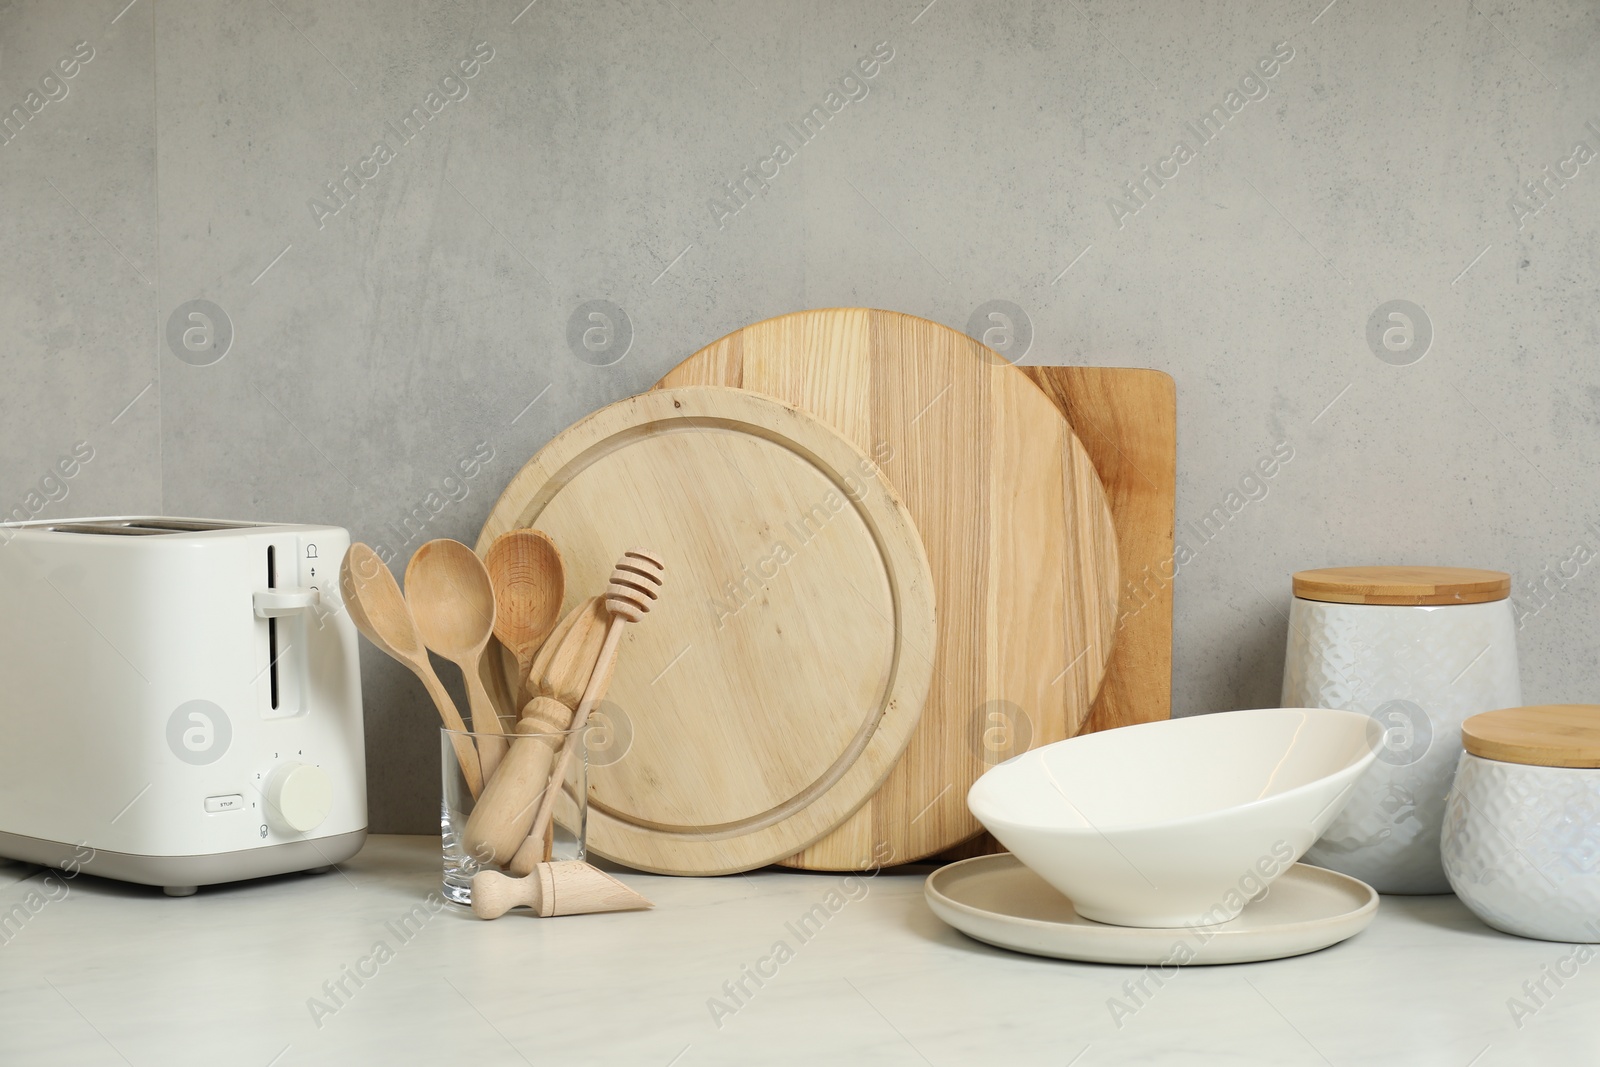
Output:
0,828,367,893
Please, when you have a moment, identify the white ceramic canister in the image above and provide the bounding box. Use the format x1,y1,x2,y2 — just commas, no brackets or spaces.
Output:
1442,705,1600,943
1281,566,1520,894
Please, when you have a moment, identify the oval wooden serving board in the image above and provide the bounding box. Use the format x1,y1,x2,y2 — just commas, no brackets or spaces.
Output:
939,365,1177,862
655,309,1120,868
477,387,936,875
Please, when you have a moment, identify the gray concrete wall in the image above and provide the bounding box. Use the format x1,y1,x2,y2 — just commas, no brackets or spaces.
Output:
3,0,1596,831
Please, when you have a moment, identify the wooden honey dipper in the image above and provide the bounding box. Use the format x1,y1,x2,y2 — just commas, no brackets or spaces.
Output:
509,548,664,877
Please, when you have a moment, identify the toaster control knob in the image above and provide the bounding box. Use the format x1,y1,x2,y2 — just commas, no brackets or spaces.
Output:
263,763,333,834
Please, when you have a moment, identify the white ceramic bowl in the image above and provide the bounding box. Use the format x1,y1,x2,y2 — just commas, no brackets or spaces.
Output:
967,708,1381,928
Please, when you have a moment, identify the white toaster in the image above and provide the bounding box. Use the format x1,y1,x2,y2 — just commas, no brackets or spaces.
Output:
0,516,366,895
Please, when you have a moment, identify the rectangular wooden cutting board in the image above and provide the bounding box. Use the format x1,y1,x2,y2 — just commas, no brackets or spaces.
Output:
938,365,1176,861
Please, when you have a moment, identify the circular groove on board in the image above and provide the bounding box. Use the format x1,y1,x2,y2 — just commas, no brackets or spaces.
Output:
478,387,936,874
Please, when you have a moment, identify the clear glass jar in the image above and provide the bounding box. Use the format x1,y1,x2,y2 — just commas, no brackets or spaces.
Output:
440,726,586,905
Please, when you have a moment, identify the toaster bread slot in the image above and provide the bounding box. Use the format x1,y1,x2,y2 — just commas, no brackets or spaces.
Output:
267,545,280,710
257,540,306,719
124,519,252,532
43,518,254,535
45,522,170,535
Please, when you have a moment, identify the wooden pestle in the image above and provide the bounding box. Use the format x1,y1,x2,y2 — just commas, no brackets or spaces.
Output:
460,696,574,868
471,861,652,919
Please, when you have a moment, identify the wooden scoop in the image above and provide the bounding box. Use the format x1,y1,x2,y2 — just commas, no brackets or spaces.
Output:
510,549,665,876
340,543,482,797
471,862,653,919
484,530,565,707
406,539,507,779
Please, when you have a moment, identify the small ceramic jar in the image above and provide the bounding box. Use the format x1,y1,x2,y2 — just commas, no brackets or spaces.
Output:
1281,566,1520,894
1442,705,1600,943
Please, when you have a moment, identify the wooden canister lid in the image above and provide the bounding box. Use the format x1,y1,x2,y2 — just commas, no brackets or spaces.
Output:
1291,566,1511,605
1463,705,1600,768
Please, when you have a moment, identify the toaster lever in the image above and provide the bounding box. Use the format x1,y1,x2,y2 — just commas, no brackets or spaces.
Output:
254,587,321,618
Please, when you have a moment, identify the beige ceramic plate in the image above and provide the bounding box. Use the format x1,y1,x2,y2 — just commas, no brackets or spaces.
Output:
926,854,1378,966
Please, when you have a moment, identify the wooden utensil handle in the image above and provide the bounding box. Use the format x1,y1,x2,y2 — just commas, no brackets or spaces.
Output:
471,868,541,918
511,619,624,875
463,668,508,780
419,666,484,799
513,650,535,710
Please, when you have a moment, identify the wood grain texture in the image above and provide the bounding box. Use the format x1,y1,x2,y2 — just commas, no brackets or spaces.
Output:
1463,705,1600,768
937,366,1177,862
1023,367,1176,737
484,529,565,708
654,309,1121,868
1293,566,1512,606
477,387,936,875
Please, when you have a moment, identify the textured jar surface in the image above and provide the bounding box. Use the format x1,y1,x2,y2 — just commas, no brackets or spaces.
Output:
1282,597,1521,893
1442,753,1600,943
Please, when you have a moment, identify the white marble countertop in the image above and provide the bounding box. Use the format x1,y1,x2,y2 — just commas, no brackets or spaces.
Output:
1,835,1594,1065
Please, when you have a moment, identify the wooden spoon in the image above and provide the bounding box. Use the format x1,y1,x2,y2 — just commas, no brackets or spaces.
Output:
340,543,483,797
484,530,565,707
405,539,508,779
511,549,665,876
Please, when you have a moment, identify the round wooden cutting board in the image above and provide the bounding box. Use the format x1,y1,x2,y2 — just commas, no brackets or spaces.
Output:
477,387,936,875
655,308,1120,868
